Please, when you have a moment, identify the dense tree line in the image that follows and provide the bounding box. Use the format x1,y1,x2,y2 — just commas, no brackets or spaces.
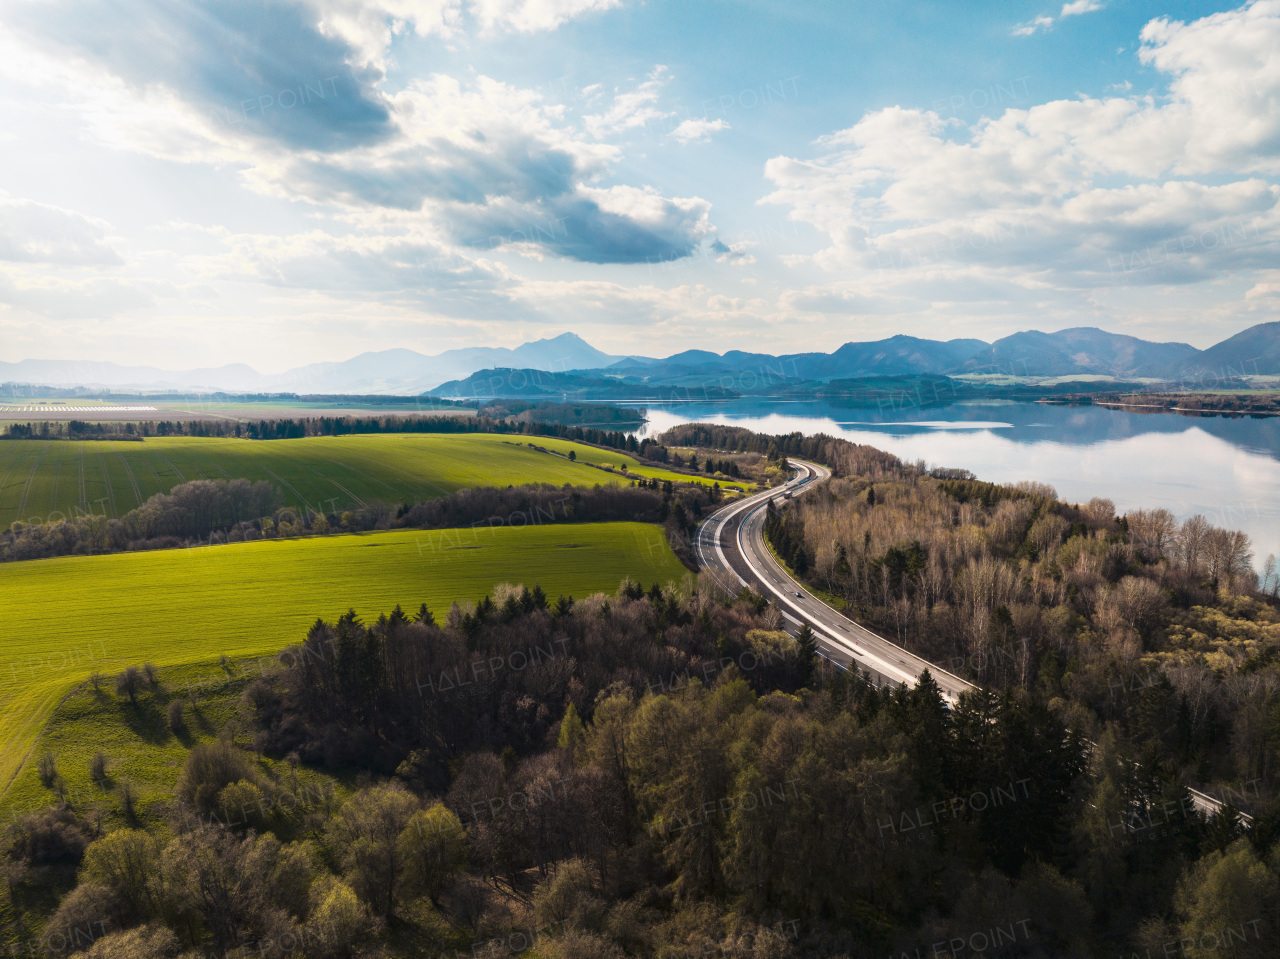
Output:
764,499,813,575
254,582,813,776
700,456,743,477
657,424,904,479
479,402,646,428
9,583,1277,959
659,423,824,460
0,475,724,565
741,434,1280,821
0,413,671,459
0,479,281,562
0,422,145,441
393,479,722,562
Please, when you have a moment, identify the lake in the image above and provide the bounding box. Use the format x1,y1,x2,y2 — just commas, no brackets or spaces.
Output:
633,398,1280,572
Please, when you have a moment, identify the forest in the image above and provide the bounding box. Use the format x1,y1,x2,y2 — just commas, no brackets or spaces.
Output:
5,580,1276,959
752,434,1279,819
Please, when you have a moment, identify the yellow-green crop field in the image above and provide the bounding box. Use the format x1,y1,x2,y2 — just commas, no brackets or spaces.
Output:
0,521,687,796
0,432,728,528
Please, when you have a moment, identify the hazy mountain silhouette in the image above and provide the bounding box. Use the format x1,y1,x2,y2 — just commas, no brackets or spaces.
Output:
4,323,1279,393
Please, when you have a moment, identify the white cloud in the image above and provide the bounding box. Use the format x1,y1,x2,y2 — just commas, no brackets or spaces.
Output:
1060,1,1103,18
0,2,714,268
668,118,730,144
238,73,715,264
779,285,916,316
1139,1,1280,174
1015,0,1103,36
0,198,122,266
470,0,620,33
509,276,772,333
710,238,755,265
1244,270,1280,299
584,66,672,138
764,0,1280,299
310,0,463,68
1013,16,1054,36
0,269,157,319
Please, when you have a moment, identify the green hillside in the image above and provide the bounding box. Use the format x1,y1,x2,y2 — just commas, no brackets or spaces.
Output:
0,521,687,797
0,432,720,528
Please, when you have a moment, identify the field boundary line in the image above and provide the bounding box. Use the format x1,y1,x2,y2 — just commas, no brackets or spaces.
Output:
48,443,64,511
140,447,171,490
116,451,143,507
324,444,448,498
315,473,368,509
259,464,314,513
1,677,89,801
321,456,402,496
0,446,29,504
97,446,118,517
77,444,87,509
15,442,49,517
155,451,187,483
189,447,233,480
0,446,45,524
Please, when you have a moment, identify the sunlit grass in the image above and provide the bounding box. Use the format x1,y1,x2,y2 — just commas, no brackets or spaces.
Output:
0,521,688,797
0,432,726,527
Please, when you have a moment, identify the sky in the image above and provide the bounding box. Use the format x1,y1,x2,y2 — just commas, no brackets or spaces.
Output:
0,0,1278,371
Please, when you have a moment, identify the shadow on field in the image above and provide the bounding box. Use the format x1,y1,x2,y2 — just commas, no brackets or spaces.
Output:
118,696,173,746
190,704,214,737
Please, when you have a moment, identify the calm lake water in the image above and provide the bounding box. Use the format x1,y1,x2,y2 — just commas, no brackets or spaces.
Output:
633,398,1280,571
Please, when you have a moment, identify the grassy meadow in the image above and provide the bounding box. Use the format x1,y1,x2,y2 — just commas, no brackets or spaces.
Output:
0,657,328,828
0,521,688,797
0,432,726,528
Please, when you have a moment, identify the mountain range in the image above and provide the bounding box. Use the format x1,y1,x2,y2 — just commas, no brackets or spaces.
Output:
2,323,1277,395
431,323,1279,399
0,333,624,395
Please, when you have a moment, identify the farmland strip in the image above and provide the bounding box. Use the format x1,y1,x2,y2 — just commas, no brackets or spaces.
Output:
48,444,63,511
116,452,143,507
259,464,313,513
15,443,49,517
77,444,87,509
326,453,447,499
155,452,187,483
322,457,401,495
97,447,118,517
314,473,368,509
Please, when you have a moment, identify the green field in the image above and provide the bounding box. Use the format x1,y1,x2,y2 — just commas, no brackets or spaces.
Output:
0,657,320,827
0,521,688,796
0,432,725,528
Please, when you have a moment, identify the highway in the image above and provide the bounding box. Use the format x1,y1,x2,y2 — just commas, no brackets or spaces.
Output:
693,457,1244,821
694,457,974,705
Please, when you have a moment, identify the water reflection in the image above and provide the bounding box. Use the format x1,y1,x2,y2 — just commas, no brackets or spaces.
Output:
635,399,1280,570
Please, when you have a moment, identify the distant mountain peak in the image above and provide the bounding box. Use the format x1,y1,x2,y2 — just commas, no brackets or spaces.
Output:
5,322,1280,392
534,331,588,344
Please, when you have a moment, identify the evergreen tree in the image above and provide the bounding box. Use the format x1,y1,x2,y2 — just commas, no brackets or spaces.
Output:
794,623,817,688
558,703,585,749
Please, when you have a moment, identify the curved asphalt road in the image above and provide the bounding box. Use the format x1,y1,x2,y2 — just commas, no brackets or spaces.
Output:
695,458,973,705
694,458,1241,820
